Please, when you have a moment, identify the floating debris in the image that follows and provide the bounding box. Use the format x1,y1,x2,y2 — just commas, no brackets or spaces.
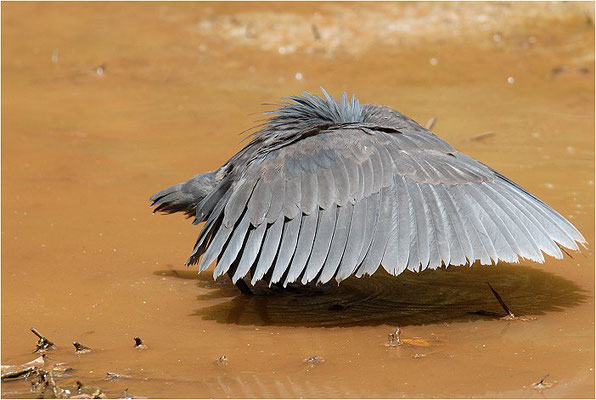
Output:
52,362,75,378
311,24,321,41
425,116,437,130
73,341,92,354
469,131,495,141
412,353,426,359
76,380,107,399
507,76,515,84
105,371,131,380
429,57,439,66
386,327,402,347
133,336,148,350
1,364,38,382
531,374,553,390
305,356,324,364
51,49,59,64
29,369,71,398
94,64,105,76
215,355,228,365
295,72,304,81
31,328,55,353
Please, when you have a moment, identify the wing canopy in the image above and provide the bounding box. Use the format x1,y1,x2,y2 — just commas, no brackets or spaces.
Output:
187,120,585,286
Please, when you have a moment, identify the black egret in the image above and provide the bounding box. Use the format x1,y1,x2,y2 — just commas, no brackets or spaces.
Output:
150,90,585,294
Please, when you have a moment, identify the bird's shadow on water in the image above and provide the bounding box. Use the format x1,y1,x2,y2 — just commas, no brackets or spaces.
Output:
154,265,587,328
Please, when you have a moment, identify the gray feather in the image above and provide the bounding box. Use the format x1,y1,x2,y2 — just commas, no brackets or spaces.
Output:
376,142,395,187
270,216,302,284
368,145,384,193
330,158,351,206
480,183,546,261
213,212,251,279
233,222,267,282
487,183,564,257
197,224,233,273
335,198,367,281
420,184,450,268
462,185,518,263
223,178,258,228
299,171,318,215
284,211,319,285
446,185,496,264
318,202,354,284
343,157,361,203
316,166,336,209
434,184,475,263
247,179,272,226
361,157,374,197
380,185,400,274
356,193,379,267
265,174,285,223
405,178,429,271
500,182,580,250
482,183,558,259
283,175,301,219
251,217,284,284
301,206,337,284
356,186,392,277
428,185,467,266
467,184,535,261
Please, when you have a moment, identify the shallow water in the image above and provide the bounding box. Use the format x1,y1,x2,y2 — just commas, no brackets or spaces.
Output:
2,2,594,398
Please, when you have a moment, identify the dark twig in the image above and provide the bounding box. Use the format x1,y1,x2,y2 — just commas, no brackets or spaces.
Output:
31,328,54,353
487,282,515,318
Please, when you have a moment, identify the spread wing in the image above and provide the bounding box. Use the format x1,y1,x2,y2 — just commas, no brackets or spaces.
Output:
188,124,585,286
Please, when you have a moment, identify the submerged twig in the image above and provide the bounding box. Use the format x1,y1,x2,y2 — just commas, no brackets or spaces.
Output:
469,131,495,141
487,282,515,318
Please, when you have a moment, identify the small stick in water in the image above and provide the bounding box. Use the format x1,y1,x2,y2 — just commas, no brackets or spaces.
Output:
531,373,553,389
31,328,54,353
469,131,495,141
133,336,148,349
425,116,437,130
487,282,515,318
105,371,131,380
73,341,92,354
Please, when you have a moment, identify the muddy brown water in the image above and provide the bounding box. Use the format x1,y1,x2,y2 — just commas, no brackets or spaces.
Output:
2,2,594,398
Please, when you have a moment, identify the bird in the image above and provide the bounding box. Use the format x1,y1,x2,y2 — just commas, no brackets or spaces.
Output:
149,89,586,295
